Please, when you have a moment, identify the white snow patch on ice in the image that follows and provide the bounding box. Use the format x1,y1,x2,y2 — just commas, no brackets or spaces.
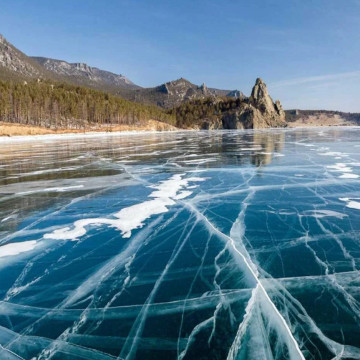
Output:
240,146,262,151
339,198,360,210
182,158,217,164
20,167,79,176
44,174,206,240
339,173,359,179
303,210,347,219
319,151,348,157
295,142,315,147
0,130,180,143
1,214,18,223
326,163,353,173
0,241,37,258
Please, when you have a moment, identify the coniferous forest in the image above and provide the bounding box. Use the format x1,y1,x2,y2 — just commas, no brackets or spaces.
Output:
0,80,176,129
169,97,245,128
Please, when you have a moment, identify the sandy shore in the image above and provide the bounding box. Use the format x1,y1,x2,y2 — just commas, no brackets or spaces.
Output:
0,120,178,137
0,126,182,143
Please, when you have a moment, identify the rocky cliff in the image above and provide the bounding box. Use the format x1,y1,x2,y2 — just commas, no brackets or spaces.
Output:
32,57,139,90
0,35,51,79
0,34,138,94
222,78,286,129
172,78,286,129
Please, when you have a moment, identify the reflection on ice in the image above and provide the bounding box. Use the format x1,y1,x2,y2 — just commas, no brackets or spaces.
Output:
18,184,84,195
0,128,360,359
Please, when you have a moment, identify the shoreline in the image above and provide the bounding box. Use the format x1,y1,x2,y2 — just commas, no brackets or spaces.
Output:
0,128,184,143
0,120,179,142
1,125,359,143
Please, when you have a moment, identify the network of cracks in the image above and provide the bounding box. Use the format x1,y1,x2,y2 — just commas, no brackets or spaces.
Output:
0,128,359,359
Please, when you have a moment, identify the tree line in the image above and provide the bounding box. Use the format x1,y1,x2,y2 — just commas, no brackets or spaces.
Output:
168,97,246,128
0,80,176,129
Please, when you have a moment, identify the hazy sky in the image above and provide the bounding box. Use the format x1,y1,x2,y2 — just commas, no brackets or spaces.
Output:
1,0,360,111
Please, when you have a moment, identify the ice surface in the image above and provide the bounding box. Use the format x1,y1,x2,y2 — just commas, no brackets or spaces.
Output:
0,128,360,360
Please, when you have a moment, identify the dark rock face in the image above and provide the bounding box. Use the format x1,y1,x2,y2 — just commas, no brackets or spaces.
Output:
157,83,170,94
222,107,254,129
201,118,222,130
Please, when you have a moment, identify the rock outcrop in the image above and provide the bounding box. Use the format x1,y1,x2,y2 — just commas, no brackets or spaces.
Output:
250,78,285,124
133,78,244,108
0,34,139,93
222,78,286,129
0,34,47,78
199,82,208,95
32,57,139,89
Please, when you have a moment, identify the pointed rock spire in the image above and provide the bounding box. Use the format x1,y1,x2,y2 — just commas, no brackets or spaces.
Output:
250,78,274,111
199,82,208,95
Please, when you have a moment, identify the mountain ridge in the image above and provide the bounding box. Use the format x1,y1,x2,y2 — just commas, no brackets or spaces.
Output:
0,34,243,108
127,77,244,108
0,34,358,131
0,34,58,80
31,56,140,90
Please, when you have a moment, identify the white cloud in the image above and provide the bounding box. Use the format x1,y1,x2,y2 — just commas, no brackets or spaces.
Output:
270,71,360,88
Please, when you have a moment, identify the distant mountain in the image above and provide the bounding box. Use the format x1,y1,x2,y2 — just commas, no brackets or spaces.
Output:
0,34,244,109
31,56,140,90
0,34,288,132
127,78,245,108
0,34,139,94
0,34,53,80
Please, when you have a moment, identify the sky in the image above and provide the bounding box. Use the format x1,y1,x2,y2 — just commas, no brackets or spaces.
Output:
1,0,360,111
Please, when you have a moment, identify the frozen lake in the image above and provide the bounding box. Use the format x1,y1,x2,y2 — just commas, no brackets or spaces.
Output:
0,128,360,359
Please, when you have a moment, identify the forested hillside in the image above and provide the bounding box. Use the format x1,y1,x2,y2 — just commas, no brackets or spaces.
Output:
169,97,243,128
0,80,175,130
